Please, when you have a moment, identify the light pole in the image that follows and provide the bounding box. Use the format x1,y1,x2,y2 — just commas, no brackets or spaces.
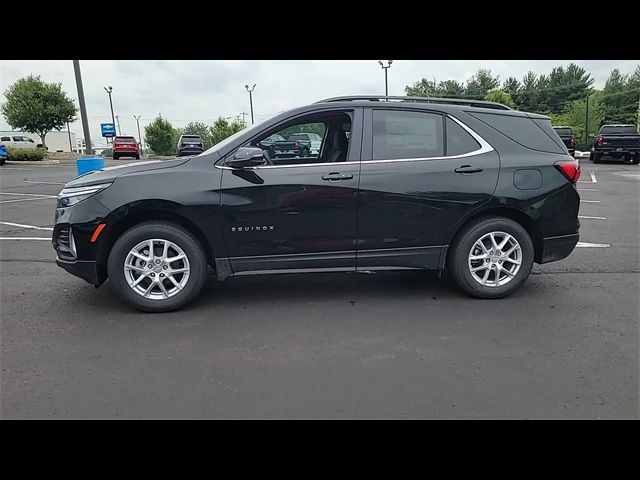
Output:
73,60,93,155
104,86,115,143
245,84,256,125
134,115,143,154
115,115,121,135
378,60,393,96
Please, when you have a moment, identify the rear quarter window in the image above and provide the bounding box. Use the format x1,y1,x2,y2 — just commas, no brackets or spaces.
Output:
446,117,481,156
469,112,565,154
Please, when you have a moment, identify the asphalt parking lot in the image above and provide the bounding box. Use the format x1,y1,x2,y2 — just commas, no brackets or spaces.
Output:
0,157,638,419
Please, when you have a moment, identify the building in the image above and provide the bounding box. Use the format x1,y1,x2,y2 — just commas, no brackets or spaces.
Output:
0,130,77,153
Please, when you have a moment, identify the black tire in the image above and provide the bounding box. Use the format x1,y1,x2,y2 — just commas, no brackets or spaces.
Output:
633,153,640,165
135,154,140,160
0,157,5,166
447,216,534,299
107,221,208,312
301,148,310,158
113,154,119,160
593,152,601,164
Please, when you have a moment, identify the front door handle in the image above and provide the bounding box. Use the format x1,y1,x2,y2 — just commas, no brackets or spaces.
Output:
322,172,353,182
455,165,484,174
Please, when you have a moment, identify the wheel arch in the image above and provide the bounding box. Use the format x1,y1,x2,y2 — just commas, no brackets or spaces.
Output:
95,203,215,276
445,206,544,266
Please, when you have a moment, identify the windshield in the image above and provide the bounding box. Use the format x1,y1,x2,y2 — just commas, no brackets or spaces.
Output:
600,126,637,135
202,118,269,155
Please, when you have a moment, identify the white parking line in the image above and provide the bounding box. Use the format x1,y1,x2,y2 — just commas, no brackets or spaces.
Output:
578,215,606,220
578,188,598,191
21,180,65,185
0,221,53,231
0,197,57,204
0,192,57,198
580,200,600,203
0,167,32,171
578,171,598,184
576,242,610,248
0,237,51,241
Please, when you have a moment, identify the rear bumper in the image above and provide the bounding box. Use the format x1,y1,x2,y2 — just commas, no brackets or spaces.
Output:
113,150,139,157
539,233,579,264
596,147,640,155
56,257,100,285
178,148,203,156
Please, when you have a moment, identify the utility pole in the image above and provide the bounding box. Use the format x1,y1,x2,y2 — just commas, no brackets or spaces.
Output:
240,111,249,127
378,60,393,96
73,60,93,155
66,121,73,152
585,94,589,145
115,115,121,135
134,115,143,154
245,84,256,124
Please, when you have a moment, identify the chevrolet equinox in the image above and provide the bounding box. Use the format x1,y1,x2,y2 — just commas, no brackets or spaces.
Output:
53,96,581,312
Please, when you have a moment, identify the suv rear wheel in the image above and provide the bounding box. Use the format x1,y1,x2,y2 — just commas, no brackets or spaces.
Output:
107,221,208,312
448,216,534,299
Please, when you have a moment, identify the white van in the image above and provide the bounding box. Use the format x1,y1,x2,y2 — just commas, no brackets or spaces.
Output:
0,134,40,150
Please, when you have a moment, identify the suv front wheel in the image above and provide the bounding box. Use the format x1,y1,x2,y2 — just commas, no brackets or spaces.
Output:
448,216,534,299
107,221,208,312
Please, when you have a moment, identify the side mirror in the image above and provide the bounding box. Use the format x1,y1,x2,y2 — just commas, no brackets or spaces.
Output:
226,147,267,168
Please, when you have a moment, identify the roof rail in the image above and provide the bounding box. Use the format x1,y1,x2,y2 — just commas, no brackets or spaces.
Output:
315,95,513,110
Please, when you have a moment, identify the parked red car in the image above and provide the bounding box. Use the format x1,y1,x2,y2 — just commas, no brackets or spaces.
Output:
113,136,140,160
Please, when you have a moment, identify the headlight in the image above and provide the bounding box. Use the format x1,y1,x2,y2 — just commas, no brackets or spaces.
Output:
57,183,112,207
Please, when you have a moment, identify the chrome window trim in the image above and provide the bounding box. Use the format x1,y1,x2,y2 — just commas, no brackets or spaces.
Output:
215,114,494,171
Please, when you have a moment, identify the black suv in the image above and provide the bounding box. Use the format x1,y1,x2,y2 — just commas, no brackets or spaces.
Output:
53,95,581,312
176,134,204,157
552,126,576,157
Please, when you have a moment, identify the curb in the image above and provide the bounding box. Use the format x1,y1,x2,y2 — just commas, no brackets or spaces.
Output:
5,159,61,165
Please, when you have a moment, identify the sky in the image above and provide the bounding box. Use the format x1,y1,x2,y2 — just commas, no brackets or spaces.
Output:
1,60,638,147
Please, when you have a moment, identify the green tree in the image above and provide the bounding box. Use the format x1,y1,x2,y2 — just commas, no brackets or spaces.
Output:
209,117,244,146
601,67,640,125
144,115,177,155
405,78,438,97
503,77,521,97
485,89,515,108
182,121,213,149
464,69,500,99
1,75,77,151
550,93,605,150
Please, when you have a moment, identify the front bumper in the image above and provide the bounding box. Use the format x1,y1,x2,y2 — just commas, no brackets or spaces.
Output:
539,233,579,264
56,257,100,285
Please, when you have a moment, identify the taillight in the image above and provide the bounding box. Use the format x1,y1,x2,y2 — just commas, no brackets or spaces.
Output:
570,135,575,147
554,160,581,184
597,135,603,146
114,143,121,148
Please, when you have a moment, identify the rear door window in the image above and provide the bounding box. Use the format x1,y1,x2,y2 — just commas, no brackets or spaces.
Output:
372,110,444,160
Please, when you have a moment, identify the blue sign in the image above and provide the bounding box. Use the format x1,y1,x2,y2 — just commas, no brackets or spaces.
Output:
101,123,116,138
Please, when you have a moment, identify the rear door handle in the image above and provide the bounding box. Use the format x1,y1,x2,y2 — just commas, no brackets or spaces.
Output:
455,165,484,174
322,172,353,182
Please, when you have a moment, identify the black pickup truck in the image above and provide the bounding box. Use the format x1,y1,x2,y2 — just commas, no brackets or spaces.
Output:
590,124,640,164
258,134,311,159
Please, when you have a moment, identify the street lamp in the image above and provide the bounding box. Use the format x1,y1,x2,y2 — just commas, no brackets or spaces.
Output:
104,86,115,143
245,83,256,125
115,115,121,136
378,60,393,97
134,115,143,155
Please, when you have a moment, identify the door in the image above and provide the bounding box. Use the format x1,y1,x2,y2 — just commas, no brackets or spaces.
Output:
357,108,500,270
220,108,363,274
